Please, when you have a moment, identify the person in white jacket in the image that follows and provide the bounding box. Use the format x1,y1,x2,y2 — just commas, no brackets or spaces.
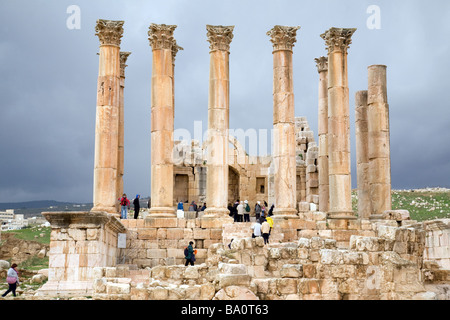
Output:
2,263,19,297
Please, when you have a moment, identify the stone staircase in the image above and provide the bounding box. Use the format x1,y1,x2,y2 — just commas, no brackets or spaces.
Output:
222,222,284,245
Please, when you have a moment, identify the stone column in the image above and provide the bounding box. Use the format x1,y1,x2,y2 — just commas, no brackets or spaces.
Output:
367,65,391,217
204,25,234,217
320,27,356,219
315,56,329,213
91,19,124,214
267,25,300,217
116,51,131,209
148,24,177,217
355,90,371,219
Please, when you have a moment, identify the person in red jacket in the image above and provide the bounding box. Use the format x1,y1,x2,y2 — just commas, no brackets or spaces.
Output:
118,194,130,219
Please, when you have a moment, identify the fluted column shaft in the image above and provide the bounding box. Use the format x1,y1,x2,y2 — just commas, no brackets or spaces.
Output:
315,57,330,213
367,65,391,217
148,24,177,216
92,19,124,214
321,27,356,219
204,25,234,217
355,90,371,218
267,25,300,216
116,51,131,209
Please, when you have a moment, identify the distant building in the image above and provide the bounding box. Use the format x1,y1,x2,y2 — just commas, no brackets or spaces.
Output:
0,209,41,231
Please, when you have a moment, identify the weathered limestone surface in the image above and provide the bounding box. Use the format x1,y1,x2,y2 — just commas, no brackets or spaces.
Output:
90,221,439,300
148,24,178,216
37,211,125,297
315,57,329,213
204,25,234,217
321,27,356,219
92,19,124,214
267,25,300,217
367,65,391,217
116,51,131,209
355,90,371,218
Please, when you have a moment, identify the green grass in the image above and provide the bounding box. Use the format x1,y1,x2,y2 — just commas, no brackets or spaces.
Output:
4,226,51,245
352,190,450,222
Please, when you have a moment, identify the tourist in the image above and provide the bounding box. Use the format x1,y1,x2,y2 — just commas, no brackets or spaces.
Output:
244,200,250,222
200,203,207,211
177,201,184,211
118,194,131,219
2,263,19,298
133,194,140,219
189,201,197,212
254,201,262,220
147,197,151,209
233,200,240,222
268,204,274,216
228,203,234,218
266,212,274,235
261,218,271,245
184,241,195,266
237,201,244,222
261,204,266,218
251,219,262,238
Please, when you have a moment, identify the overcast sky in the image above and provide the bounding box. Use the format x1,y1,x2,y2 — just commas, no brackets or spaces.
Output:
0,0,449,203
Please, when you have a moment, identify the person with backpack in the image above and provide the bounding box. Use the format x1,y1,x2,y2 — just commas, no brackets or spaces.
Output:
244,200,250,222
184,241,195,266
118,194,131,219
133,194,140,219
2,263,19,298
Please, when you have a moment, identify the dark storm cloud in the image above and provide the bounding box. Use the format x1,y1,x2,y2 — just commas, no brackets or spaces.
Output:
0,0,449,203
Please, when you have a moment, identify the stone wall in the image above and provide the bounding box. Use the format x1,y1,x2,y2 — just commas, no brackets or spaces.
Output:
36,211,126,297
120,217,229,268
90,221,437,300
422,219,450,270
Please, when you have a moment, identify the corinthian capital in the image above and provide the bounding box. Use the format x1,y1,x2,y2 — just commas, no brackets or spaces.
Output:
320,27,356,54
267,25,300,52
148,23,177,51
206,25,234,53
120,52,131,77
314,56,328,73
95,19,124,47
171,39,183,64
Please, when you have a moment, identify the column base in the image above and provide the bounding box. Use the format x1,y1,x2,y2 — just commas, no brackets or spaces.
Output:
203,207,230,218
148,207,176,217
273,207,298,218
90,206,117,215
327,210,357,220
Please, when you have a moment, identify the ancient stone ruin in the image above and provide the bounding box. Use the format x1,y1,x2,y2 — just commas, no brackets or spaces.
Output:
34,20,449,300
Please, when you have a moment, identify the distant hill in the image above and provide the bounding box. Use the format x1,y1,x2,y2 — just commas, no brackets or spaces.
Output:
0,200,74,210
0,200,94,218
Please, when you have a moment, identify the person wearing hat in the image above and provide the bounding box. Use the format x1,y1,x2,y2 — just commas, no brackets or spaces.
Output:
237,201,245,222
244,200,250,222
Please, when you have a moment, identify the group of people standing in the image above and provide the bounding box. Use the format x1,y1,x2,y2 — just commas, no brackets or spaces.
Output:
118,193,142,219
251,215,274,245
228,200,274,224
